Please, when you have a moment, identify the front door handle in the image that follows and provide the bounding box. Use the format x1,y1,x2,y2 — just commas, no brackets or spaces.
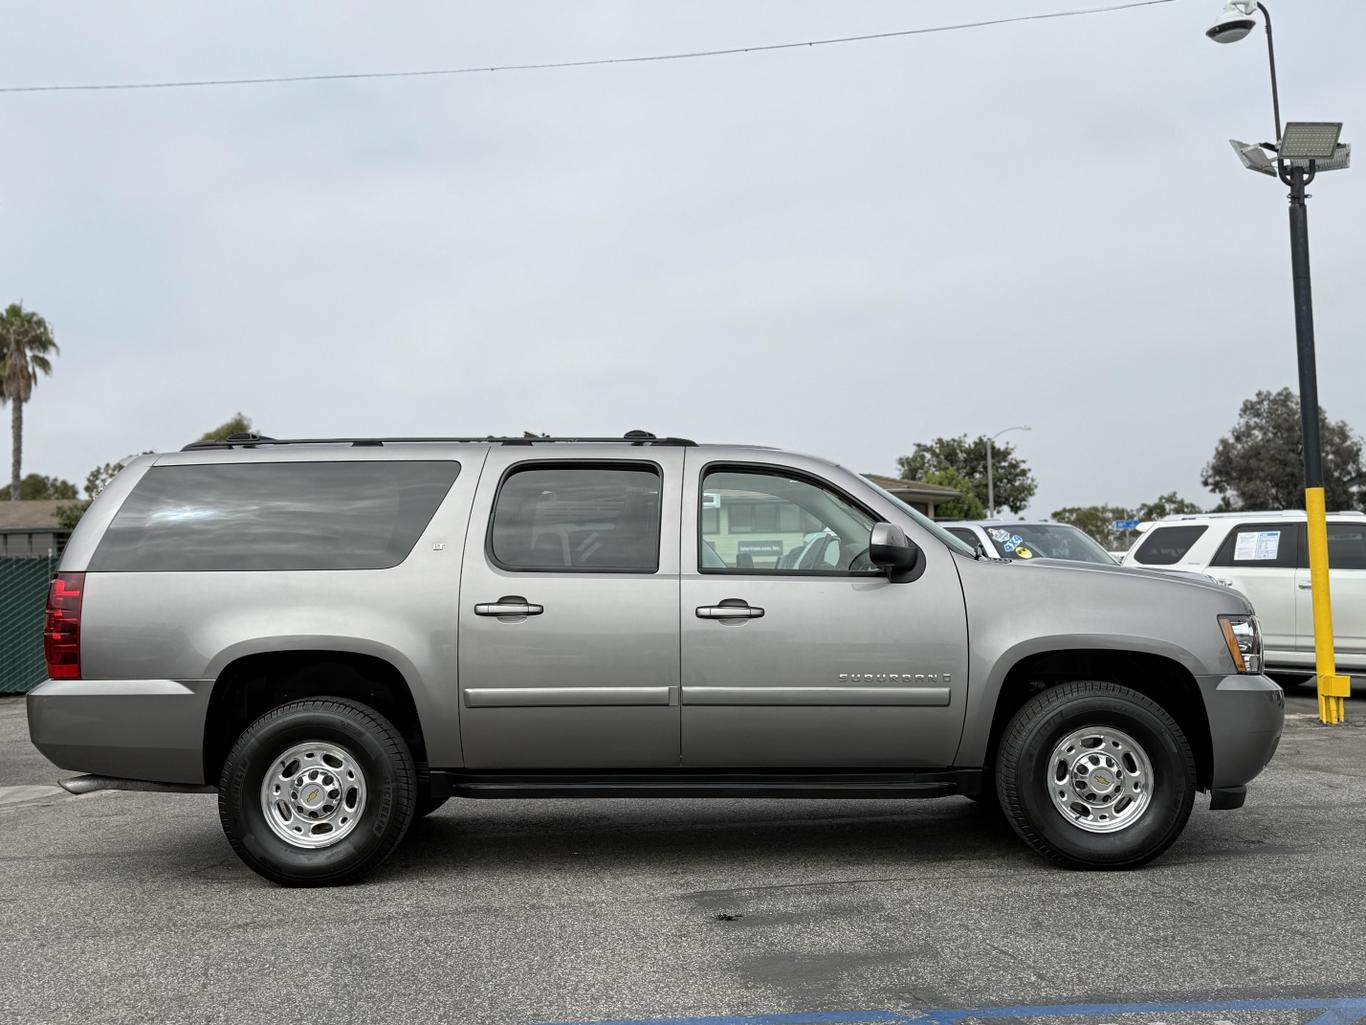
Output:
696,599,765,620
475,596,544,617
1298,581,1314,590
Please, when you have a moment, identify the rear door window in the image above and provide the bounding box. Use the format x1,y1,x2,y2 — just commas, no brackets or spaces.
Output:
1132,525,1208,565
489,463,662,573
91,460,460,571
1210,523,1302,569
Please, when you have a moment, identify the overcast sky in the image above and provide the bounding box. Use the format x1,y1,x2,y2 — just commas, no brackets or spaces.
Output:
4,0,1364,515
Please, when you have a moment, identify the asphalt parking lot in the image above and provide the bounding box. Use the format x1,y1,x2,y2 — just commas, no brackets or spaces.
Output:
2,690,1364,1025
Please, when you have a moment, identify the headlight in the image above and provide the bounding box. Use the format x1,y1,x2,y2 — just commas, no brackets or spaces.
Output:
1219,614,1263,674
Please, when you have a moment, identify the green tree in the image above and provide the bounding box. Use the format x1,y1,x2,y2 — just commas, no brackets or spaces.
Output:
923,467,986,520
0,303,59,501
1202,388,1363,511
0,473,78,500
197,413,256,444
55,462,127,530
83,462,126,499
897,435,1037,515
1051,504,1133,550
1137,492,1202,521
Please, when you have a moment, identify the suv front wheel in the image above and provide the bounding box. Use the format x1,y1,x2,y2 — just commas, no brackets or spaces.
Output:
218,698,416,886
996,681,1196,869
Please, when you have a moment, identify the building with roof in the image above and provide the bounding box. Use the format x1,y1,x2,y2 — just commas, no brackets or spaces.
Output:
860,474,963,518
0,500,72,558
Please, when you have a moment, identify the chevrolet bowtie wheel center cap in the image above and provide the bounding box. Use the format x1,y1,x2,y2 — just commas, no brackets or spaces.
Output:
1047,726,1155,835
260,741,368,850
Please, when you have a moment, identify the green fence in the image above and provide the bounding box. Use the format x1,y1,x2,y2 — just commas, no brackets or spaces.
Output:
0,556,55,694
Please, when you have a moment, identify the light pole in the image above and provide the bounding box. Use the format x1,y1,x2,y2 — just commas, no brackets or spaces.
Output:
986,425,1030,519
1207,1,1352,724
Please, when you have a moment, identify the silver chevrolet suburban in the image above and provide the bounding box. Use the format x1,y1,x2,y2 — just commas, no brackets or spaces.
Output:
27,432,1284,886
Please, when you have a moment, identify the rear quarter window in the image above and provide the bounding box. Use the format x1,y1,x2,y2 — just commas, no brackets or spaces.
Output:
1132,525,1208,565
89,460,460,571
1327,523,1366,570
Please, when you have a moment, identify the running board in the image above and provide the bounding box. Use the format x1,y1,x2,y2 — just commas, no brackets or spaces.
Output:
59,774,216,796
429,769,982,801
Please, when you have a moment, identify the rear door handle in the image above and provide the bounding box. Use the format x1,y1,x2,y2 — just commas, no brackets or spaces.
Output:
475,597,544,617
696,600,765,620
1298,582,1313,590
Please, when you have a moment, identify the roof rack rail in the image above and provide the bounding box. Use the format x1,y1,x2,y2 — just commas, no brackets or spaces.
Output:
181,430,696,452
1157,509,1366,520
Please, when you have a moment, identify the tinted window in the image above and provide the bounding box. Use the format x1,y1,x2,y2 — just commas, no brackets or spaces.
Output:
1133,525,1208,565
1327,523,1366,570
701,469,878,574
1211,523,1301,569
491,464,661,572
92,461,459,572
946,527,980,548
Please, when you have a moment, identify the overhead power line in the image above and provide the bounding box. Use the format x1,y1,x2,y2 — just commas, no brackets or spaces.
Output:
0,0,1177,96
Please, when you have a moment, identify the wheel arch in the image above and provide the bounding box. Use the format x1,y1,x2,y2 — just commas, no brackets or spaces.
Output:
979,647,1213,791
203,649,429,785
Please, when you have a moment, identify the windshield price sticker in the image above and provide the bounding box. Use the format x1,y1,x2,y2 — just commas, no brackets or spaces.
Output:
1233,529,1281,561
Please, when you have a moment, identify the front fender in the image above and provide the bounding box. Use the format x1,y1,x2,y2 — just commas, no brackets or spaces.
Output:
953,635,1206,768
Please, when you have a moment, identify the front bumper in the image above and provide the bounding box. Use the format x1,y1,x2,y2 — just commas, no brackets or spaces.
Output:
1200,673,1285,791
27,679,213,785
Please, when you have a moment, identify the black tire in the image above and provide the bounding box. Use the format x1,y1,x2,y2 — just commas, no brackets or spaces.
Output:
218,698,416,887
995,681,1196,870
413,793,450,818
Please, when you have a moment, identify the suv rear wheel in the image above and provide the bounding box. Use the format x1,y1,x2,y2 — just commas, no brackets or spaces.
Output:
996,681,1196,869
218,698,416,886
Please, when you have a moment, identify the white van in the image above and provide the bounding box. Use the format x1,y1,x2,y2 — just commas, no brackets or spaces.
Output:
1121,511,1366,675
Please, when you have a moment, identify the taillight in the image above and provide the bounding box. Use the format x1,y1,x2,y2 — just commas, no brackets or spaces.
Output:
44,572,84,680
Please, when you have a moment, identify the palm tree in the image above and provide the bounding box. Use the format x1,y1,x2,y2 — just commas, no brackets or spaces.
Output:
0,303,59,501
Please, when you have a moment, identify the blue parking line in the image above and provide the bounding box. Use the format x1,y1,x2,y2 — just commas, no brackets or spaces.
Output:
911,997,1366,1025
536,996,1366,1025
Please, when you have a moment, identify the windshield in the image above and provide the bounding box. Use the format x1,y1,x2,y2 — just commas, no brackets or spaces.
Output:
983,524,1116,565
859,477,978,557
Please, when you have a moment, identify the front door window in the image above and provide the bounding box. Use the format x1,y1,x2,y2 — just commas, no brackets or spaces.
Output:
700,469,879,574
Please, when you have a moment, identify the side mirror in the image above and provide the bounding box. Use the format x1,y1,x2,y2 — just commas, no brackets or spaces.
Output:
869,523,923,582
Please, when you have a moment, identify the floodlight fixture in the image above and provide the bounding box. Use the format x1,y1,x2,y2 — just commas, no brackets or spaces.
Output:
1278,122,1343,161
1206,3,1354,723
1206,1,1259,43
1310,143,1352,173
1229,139,1278,176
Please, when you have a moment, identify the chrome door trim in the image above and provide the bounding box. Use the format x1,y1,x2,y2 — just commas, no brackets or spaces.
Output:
682,686,951,707
464,686,675,708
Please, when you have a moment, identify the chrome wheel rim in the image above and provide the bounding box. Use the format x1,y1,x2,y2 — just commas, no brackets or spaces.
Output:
259,741,367,849
1046,725,1154,834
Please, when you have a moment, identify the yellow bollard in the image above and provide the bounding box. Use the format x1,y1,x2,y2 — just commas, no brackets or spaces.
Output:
1304,487,1350,724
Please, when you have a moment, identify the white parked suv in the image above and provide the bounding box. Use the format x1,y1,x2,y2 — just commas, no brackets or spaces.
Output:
1120,511,1366,676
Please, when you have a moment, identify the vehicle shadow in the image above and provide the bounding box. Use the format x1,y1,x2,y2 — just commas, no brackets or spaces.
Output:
386,796,1028,881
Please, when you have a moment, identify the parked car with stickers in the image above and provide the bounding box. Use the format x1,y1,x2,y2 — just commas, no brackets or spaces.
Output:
1121,510,1366,675
940,520,1118,565
29,433,1283,886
